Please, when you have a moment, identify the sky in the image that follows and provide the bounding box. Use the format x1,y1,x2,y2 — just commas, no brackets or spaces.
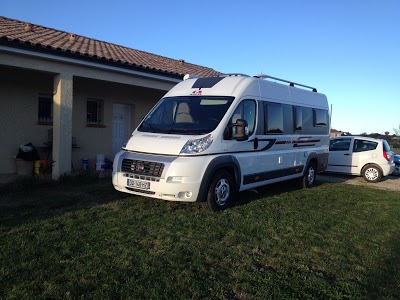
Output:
1,0,399,135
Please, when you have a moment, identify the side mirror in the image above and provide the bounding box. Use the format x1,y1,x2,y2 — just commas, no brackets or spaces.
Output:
232,119,249,141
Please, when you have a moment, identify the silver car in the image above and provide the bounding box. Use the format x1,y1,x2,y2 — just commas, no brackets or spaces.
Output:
326,136,395,182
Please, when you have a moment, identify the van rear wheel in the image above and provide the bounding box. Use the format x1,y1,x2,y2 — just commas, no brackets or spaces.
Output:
206,170,235,211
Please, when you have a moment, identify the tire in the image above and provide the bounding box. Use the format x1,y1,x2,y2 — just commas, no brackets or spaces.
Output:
362,165,382,182
205,170,236,211
300,162,316,188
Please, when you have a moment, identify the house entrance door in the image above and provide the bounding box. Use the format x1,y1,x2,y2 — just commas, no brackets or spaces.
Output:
112,103,132,157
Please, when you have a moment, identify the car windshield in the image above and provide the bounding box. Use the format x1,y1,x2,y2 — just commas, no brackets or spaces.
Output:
138,96,234,135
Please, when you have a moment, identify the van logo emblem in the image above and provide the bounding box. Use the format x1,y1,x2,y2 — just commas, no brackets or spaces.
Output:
136,162,145,172
191,90,202,95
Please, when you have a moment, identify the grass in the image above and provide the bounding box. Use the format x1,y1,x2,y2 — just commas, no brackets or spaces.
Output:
1,176,400,299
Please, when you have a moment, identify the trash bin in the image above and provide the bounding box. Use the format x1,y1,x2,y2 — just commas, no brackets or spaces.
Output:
14,142,40,177
15,158,34,176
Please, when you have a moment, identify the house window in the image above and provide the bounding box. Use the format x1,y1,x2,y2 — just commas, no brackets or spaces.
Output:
87,99,103,125
38,94,53,123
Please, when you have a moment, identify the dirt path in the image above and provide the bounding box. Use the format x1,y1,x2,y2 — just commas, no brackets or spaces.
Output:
318,173,400,192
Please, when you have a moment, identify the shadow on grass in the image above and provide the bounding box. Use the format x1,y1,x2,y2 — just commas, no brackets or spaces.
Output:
0,173,131,229
0,172,344,228
233,177,306,208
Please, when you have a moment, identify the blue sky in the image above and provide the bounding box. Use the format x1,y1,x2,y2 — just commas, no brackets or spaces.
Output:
2,0,399,134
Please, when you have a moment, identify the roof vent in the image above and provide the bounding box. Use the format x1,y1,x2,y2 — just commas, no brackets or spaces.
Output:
179,59,185,65
24,23,33,32
69,33,76,42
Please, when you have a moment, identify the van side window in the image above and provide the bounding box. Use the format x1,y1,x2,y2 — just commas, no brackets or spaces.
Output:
353,140,378,152
230,100,256,136
265,102,283,134
293,106,303,131
329,138,351,151
313,109,328,127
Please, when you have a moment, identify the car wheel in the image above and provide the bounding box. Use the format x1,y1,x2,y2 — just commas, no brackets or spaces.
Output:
362,165,382,182
206,170,235,211
300,161,316,188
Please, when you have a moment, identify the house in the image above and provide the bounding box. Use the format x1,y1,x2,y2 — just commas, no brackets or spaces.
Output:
0,16,219,179
330,129,343,138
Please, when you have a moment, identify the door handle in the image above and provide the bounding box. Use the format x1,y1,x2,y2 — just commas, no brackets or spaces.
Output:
344,153,350,156
254,137,259,150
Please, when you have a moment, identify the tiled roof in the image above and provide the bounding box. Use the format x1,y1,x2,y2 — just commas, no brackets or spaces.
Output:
0,16,220,78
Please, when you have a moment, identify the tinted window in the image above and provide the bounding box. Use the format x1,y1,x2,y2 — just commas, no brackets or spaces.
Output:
353,140,378,152
383,140,391,152
329,139,351,151
313,109,328,127
265,102,283,134
294,106,302,131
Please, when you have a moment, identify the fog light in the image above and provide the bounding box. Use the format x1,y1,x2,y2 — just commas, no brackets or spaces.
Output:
178,191,193,199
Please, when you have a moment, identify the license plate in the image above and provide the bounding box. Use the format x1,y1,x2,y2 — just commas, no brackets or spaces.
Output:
127,179,150,190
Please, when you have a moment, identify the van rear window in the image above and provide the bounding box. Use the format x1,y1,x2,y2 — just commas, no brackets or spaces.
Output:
313,109,328,127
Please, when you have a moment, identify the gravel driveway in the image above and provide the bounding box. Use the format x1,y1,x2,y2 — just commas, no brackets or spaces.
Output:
318,173,400,192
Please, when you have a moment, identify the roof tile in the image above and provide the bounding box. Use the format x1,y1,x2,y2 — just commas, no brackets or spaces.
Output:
0,16,220,77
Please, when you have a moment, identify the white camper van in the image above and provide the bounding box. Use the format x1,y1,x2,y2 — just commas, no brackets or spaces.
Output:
113,74,330,210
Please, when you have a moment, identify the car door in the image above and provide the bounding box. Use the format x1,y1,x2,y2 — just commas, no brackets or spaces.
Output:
327,138,354,174
351,139,379,174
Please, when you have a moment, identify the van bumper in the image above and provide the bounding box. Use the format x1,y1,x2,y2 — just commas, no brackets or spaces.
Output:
112,172,200,202
112,151,210,202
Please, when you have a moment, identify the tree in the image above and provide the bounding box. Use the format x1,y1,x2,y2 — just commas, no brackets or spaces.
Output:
394,124,400,136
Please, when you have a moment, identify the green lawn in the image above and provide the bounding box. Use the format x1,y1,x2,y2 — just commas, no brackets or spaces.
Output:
1,176,400,299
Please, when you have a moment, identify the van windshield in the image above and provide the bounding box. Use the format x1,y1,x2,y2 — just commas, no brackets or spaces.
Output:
138,96,234,135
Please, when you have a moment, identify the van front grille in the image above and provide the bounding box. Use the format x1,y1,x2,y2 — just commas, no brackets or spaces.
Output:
121,159,164,177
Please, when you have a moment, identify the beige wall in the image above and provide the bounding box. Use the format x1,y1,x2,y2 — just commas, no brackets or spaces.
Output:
0,64,167,174
71,77,164,170
0,66,54,173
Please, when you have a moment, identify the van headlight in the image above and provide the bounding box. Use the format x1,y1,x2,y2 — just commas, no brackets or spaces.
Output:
180,134,213,154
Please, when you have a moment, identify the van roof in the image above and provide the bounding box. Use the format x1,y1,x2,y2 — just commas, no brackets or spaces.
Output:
164,74,329,110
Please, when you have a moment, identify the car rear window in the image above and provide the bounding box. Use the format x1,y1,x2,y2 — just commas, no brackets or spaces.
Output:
382,140,391,152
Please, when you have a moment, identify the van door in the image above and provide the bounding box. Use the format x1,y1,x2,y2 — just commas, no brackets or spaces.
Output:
327,138,354,173
222,99,260,187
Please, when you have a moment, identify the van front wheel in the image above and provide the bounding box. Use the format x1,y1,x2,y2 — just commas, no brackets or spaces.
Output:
301,162,316,188
206,170,235,211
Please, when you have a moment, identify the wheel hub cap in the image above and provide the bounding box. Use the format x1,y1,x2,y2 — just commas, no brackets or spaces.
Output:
215,178,230,206
308,167,315,185
365,168,378,181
